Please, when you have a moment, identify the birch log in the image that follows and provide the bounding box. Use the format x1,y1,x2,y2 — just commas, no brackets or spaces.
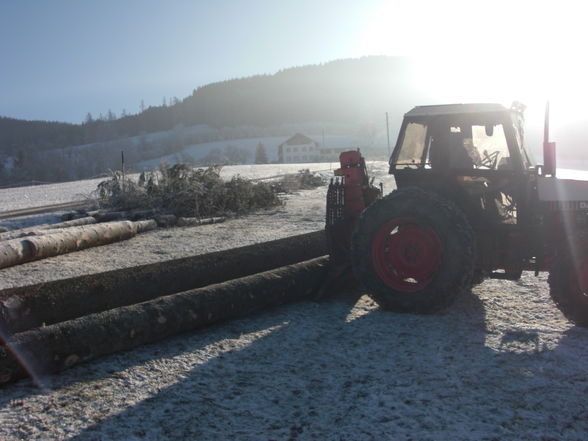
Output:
0,220,156,270
0,217,97,241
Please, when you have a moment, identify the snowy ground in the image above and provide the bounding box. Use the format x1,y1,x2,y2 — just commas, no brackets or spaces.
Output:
1,162,587,440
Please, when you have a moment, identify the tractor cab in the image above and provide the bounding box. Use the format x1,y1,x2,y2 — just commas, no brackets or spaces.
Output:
389,103,534,229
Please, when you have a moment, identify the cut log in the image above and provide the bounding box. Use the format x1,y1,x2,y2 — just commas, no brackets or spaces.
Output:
0,241,33,269
0,220,157,270
134,219,157,233
0,230,327,333
0,256,329,385
42,216,97,230
177,216,226,226
0,217,98,241
92,211,128,222
154,214,177,227
129,209,157,220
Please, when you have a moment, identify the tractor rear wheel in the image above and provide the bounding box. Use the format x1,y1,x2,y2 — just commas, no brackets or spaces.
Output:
549,239,588,327
351,187,475,313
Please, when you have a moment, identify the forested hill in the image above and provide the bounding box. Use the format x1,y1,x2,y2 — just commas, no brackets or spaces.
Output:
0,56,421,156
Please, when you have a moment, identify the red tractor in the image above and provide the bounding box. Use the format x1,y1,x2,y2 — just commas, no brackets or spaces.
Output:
326,102,588,326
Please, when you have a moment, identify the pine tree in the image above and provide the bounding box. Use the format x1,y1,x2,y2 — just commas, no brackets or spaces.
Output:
84,112,94,124
255,142,268,164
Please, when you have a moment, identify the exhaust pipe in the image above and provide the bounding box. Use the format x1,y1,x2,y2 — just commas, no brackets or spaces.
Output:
543,101,557,177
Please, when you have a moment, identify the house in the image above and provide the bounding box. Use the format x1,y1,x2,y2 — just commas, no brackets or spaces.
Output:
278,133,319,163
278,133,353,163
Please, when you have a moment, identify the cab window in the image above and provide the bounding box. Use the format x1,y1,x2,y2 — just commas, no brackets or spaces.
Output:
471,124,510,169
396,122,427,168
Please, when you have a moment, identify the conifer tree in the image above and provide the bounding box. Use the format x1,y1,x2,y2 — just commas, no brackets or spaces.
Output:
255,142,268,164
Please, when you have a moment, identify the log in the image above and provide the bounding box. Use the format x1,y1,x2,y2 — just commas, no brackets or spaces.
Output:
177,216,226,226
0,217,98,241
0,230,327,333
0,220,157,270
134,219,157,233
129,209,157,220
92,211,127,222
42,216,97,230
0,256,329,385
0,241,33,269
154,214,177,227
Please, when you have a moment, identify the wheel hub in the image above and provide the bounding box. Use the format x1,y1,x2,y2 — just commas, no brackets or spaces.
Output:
371,217,443,292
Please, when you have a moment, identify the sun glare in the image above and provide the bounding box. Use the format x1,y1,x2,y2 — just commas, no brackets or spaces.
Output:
355,0,588,127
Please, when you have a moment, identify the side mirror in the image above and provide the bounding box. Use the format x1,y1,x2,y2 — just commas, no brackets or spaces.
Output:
485,124,494,137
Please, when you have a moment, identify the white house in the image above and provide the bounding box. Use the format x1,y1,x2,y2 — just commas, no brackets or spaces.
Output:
278,133,352,163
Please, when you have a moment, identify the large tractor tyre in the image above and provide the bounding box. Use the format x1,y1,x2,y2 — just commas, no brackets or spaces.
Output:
548,238,588,327
351,187,475,314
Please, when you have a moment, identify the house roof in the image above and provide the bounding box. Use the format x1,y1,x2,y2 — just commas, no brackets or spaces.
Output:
281,133,317,146
405,103,508,117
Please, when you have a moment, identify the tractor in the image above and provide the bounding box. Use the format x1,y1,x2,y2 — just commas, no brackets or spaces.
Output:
326,102,588,326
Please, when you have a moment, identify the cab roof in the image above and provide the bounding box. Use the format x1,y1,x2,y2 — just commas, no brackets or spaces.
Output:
405,103,509,117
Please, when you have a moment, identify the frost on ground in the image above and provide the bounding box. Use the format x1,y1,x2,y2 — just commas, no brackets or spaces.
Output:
1,162,587,440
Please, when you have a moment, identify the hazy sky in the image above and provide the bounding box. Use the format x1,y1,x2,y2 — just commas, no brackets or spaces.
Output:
1,0,587,124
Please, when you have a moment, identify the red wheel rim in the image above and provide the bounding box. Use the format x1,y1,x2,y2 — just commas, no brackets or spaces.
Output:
570,257,588,306
371,217,443,292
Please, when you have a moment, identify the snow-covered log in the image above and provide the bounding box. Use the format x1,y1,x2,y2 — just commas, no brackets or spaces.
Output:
0,256,329,385
0,230,326,333
0,220,156,270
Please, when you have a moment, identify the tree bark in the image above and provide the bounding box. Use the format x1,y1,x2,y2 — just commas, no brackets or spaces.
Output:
0,256,329,386
0,230,326,333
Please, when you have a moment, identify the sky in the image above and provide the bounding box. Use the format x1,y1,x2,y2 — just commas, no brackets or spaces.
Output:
1,0,588,126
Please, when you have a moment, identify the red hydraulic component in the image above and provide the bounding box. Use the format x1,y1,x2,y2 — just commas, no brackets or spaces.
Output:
336,151,368,220
325,150,381,267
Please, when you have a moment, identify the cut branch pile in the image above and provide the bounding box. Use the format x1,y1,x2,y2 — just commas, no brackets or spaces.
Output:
95,163,282,217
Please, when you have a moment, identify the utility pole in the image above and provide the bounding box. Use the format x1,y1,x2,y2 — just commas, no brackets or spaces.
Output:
121,151,125,195
386,112,391,157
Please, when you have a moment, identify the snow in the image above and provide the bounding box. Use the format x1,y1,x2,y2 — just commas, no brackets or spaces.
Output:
0,177,104,213
0,161,587,440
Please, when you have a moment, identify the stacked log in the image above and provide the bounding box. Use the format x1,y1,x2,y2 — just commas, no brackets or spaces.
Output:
0,230,326,333
177,216,226,226
0,256,329,385
0,220,156,270
0,217,97,241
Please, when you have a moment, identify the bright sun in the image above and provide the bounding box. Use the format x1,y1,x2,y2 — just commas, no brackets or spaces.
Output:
355,0,588,127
